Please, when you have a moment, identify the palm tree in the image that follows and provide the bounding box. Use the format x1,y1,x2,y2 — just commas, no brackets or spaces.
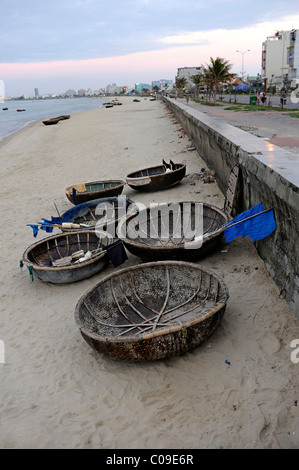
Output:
153,85,159,97
202,57,232,104
190,74,202,101
141,87,149,96
175,77,188,97
200,67,214,103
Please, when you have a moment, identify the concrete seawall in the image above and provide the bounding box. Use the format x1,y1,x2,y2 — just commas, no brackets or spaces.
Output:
164,97,299,319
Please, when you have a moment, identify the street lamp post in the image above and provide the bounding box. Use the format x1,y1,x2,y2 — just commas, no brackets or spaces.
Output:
236,49,250,81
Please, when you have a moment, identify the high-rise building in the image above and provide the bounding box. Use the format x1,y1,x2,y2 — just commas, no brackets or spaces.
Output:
135,83,152,93
288,29,298,81
262,30,298,87
34,88,39,97
152,79,173,91
176,67,203,86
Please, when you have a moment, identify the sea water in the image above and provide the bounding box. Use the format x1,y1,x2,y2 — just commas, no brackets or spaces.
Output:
0,97,103,141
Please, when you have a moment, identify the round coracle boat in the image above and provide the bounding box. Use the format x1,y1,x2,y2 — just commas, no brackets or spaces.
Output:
75,261,229,362
57,196,138,234
65,180,125,205
22,230,113,284
126,162,186,192
118,202,228,262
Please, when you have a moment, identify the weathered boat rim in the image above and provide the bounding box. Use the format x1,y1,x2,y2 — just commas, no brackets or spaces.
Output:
126,163,186,180
22,230,113,271
65,179,126,195
74,260,229,342
118,201,228,249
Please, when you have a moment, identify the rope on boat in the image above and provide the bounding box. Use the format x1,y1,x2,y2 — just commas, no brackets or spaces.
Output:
19,260,24,272
27,265,34,283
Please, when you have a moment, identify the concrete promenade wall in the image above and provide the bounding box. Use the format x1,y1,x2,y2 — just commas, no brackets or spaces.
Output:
164,97,299,319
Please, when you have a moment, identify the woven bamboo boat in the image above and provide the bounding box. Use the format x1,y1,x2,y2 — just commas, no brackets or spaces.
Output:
57,196,138,233
75,261,229,362
118,202,228,261
65,180,125,205
126,162,186,192
22,230,113,284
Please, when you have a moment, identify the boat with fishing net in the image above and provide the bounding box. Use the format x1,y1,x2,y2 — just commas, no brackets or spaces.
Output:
74,261,229,362
118,202,228,261
65,180,125,205
126,161,186,192
22,230,113,284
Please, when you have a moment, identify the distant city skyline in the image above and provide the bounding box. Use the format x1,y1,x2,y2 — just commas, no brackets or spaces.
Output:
1,1,299,97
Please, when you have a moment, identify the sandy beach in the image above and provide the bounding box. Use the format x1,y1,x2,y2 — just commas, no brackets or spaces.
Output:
0,96,298,449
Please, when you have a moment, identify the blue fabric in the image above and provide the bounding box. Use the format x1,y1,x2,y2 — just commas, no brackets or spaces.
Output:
40,225,54,233
106,240,128,267
72,188,78,205
40,217,60,226
60,202,89,222
27,224,39,237
48,217,62,225
60,197,132,223
28,197,133,237
224,203,276,242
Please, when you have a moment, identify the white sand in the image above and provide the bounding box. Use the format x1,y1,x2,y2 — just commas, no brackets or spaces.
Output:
0,97,298,449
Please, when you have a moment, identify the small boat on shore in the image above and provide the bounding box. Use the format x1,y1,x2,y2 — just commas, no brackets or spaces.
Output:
74,261,229,361
118,202,228,262
42,115,70,125
22,230,113,284
57,196,138,233
43,118,60,126
65,180,125,205
126,161,186,192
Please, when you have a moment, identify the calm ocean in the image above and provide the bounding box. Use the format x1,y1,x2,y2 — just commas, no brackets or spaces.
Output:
0,97,104,141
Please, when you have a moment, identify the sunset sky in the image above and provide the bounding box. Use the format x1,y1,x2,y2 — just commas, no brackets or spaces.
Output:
1,0,299,96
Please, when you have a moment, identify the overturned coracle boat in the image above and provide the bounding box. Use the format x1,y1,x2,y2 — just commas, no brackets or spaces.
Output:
118,202,228,261
65,180,125,205
75,261,229,362
126,161,186,192
22,230,113,284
